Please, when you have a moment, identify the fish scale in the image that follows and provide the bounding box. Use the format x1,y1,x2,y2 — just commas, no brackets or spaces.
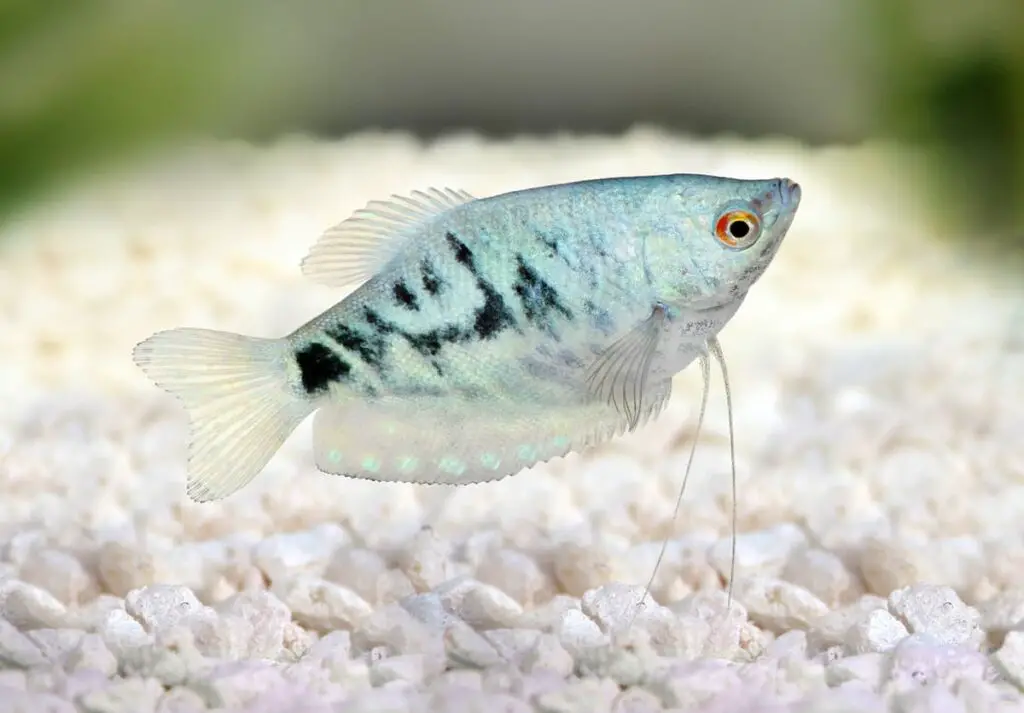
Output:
132,175,801,504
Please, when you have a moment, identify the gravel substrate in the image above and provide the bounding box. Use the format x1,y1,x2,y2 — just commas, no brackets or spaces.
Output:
0,129,1022,712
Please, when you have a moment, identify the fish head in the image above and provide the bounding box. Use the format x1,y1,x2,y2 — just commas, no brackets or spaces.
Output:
649,175,801,310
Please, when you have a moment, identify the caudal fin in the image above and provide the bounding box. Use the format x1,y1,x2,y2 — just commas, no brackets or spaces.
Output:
132,328,313,502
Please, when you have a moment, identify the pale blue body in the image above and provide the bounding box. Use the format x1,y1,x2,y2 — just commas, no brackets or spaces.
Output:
133,174,801,501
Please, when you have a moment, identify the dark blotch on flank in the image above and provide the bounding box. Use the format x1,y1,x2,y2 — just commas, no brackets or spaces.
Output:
535,230,562,259
324,318,389,374
404,324,463,357
392,281,419,310
473,283,517,339
295,343,350,395
420,260,443,295
446,231,473,265
513,255,573,325
445,231,517,340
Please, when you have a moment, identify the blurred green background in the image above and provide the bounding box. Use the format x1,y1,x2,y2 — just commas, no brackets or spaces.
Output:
1,0,1021,247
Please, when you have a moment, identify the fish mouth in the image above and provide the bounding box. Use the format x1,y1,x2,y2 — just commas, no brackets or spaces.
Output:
778,177,801,208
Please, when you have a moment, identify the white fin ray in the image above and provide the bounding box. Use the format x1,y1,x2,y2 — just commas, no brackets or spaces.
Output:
309,382,672,485
583,304,668,430
300,187,478,289
132,328,313,502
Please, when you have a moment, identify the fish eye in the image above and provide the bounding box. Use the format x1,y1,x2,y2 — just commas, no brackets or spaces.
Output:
713,207,762,250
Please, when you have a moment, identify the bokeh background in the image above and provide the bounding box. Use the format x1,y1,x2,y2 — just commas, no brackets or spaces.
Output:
2,0,1022,252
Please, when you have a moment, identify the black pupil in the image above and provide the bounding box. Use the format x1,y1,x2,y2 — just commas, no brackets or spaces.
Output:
729,220,751,239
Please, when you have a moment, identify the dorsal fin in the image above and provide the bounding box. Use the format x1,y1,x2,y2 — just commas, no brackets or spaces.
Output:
300,187,478,288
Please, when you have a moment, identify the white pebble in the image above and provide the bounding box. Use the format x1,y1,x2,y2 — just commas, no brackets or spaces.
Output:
398,526,454,592
352,602,442,660
886,633,992,692
521,633,574,678
733,577,830,633
1,579,70,629
0,691,75,712
0,617,47,668
482,629,543,668
280,620,316,663
580,583,658,637
980,590,1024,640
18,549,98,606
76,676,164,713
610,686,664,713
253,524,350,584
97,608,153,661
887,584,984,650
844,608,909,654
369,653,426,687
189,660,287,709
806,595,888,654
782,547,859,607
556,608,609,657
273,576,370,634
824,652,885,689
517,595,581,632
708,523,808,581
552,543,616,597
857,538,930,597
26,628,84,663
992,630,1024,690
644,660,742,709
96,542,156,598
454,581,524,630
154,686,208,713
534,676,620,713
124,585,203,636
475,548,553,607
64,633,118,677
120,627,205,687
213,590,291,659
0,669,28,690
443,621,503,669
323,547,388,603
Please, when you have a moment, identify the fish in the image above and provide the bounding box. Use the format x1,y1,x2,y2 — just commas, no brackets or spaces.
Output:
133,174,802,505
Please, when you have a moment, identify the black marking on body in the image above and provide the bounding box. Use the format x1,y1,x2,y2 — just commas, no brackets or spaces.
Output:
392,280,419,310
446,231,473,265
513,255,573,326
321,233,525,387
295,342,351,395
324,320,389,375
445,231,517,340
420,259,444,296
535,230,562,259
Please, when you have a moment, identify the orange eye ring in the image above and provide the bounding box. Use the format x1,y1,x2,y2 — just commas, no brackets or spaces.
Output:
714,209,761,249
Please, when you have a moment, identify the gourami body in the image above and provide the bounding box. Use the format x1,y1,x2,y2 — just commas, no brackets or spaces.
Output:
133,174,801,503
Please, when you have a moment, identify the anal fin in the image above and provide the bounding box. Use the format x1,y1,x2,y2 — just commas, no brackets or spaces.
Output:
309,389,669,486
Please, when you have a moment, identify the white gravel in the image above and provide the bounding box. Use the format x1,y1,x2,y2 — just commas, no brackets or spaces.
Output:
0,128,1022,712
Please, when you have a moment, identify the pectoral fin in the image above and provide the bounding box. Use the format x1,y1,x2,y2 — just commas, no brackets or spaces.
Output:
583,304,669,430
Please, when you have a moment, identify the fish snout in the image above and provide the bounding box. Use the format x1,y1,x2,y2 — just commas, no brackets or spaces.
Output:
777,178,801,208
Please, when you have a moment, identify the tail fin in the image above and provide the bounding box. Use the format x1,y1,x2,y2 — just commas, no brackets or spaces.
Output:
132,328,313,502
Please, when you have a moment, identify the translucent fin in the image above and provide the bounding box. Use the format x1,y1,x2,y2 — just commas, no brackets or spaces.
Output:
132,328,314,502
583,304,668,430
708,336,738,610
300,187,478,288
309,386,671,485
632,351,712,623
